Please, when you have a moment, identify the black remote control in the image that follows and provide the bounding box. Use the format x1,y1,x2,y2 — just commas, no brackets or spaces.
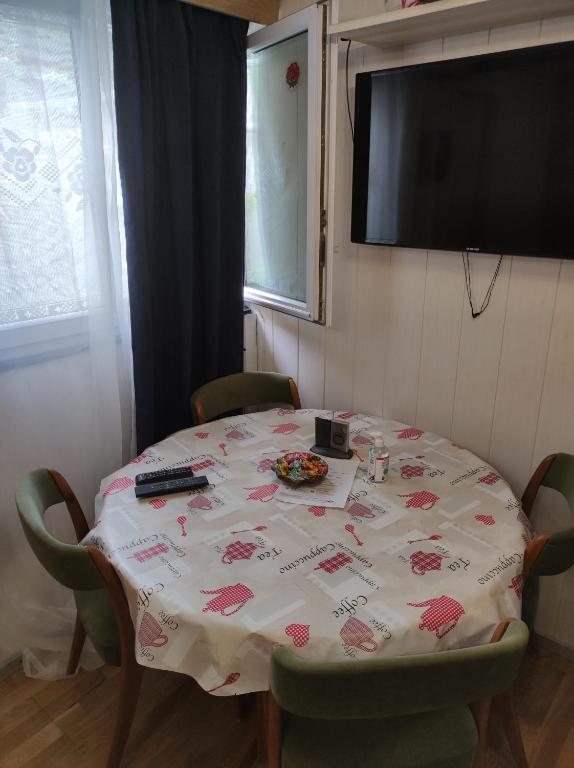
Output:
135,466,194,486
134,476,209,499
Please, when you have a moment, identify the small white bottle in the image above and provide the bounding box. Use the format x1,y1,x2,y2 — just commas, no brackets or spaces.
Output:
368,432,389,483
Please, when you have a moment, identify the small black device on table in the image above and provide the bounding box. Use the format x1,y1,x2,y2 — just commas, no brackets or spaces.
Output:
135,475,209,499
135,466,195,485
311,416,353,460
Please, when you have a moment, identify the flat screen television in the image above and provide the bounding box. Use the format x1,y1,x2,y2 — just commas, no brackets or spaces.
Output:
351,41,574,259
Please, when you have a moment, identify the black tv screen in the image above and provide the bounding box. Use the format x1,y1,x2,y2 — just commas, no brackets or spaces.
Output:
351,41,574,259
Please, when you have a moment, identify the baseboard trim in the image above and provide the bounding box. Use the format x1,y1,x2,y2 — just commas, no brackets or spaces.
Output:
0,653,22,682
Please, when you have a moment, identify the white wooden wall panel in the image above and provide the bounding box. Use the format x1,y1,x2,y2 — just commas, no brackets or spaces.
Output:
488,257,560,491
297,318,325,408
382,249,427,425
451,253,511,460
351,245,389,416
267,1,574,648
416,251,465,437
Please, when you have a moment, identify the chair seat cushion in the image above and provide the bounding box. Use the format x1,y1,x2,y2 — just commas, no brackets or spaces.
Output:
282,705,477,768
74,588,121,667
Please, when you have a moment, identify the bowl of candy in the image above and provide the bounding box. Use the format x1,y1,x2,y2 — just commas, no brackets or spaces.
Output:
274,452,328,485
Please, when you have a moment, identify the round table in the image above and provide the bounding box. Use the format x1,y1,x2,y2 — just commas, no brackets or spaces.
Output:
84,409,531,696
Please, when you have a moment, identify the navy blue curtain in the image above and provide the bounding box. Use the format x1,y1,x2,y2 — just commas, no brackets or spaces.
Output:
111,0,248,451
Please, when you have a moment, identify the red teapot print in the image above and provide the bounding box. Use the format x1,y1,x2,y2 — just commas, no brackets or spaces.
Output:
226,428,247,440
395,427,424,440
244,483,279,502
509,575,523,598
191,458,215,472
271,422,300,435
347,501,375,519
478,472,501,486
352,433,373,446
410,551,446,575
258,457,276,472
201,583,254,616
221,540,260,565
408,595,465,638
475,514,495,526
399,490,439,511
103,476,134,496
337,412,357,420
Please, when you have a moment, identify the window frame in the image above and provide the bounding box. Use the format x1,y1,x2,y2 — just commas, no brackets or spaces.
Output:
244,4,327,323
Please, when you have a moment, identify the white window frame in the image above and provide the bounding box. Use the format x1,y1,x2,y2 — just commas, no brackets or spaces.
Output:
244,4,327,323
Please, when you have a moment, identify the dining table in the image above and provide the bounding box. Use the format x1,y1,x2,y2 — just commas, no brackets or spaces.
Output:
82,407,532,704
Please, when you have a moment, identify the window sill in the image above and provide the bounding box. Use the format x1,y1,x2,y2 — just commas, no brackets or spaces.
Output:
0,314,89,372
243,286,315,322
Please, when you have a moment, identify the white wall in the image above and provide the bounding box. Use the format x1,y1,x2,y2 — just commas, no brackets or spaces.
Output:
249,2,574,648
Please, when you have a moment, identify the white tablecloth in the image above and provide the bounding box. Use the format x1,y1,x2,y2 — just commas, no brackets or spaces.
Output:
83,409,531,695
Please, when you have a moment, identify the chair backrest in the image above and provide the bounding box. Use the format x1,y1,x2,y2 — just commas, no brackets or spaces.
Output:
271,620,528,721
528,453,574,576
16,468,104,592
191,371,301,425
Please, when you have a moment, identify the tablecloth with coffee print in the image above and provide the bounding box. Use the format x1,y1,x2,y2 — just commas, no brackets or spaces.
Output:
82,409,532,696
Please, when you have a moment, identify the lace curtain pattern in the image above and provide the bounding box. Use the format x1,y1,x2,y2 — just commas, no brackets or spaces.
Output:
0,0,134,677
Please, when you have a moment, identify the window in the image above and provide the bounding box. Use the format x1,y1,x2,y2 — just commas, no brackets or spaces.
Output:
244,5,327,322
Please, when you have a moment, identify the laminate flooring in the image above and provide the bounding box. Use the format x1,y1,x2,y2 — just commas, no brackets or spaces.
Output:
0,644,573,767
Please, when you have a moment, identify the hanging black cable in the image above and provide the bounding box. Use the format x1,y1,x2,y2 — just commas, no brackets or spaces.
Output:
462,253,503,319
344,39,354,143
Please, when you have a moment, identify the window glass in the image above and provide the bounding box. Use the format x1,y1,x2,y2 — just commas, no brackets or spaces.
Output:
245,32,308,303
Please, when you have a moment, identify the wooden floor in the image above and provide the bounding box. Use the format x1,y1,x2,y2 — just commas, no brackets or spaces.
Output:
1,644,573,767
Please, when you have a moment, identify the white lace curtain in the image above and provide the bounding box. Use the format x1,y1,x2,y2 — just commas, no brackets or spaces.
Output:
0,0,134,677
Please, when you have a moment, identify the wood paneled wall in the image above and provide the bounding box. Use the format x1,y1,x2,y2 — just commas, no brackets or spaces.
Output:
246,2,574,647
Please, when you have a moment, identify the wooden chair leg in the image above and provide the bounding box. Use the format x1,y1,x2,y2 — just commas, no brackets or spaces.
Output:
267,691,282,768
471,699,492,768
66,613,86,675
495,691,528,768
106,657,144,768
238,692,256,721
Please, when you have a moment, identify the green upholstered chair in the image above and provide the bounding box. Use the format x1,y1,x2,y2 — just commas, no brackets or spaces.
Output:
266,619,529,768
15,469,143,768
191,371,301,425
521,453,574,631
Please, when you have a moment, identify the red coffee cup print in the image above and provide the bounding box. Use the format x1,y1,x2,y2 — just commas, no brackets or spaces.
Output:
138,612,169,648
314,551,352,574
347,501,375,519
509,575,523,598
208,672,240,694
221,540,259,565
258,457,276,472
408,595,465,639
410,551,446,575
395,427,424,440
400,464,425,479
479,472,501,486
201,583,254,616
285,623,310,648
475,514,495,526
344,523,363,546
399,490,440,511
187,494,212,511
271,422,300,435
309,505,326,517
103,476,134,496
340,617,378,652
244,483,279,502
148,498,167,509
